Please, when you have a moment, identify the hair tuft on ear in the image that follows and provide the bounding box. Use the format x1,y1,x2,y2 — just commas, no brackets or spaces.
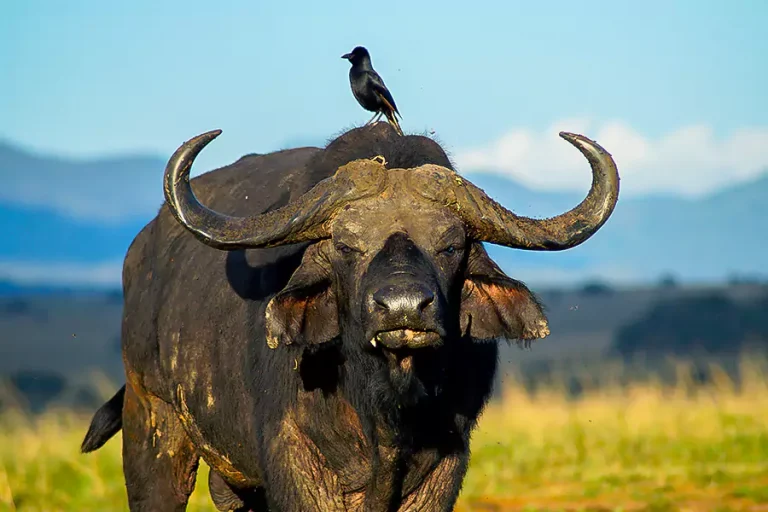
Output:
264,242,340,348
460,243,549,345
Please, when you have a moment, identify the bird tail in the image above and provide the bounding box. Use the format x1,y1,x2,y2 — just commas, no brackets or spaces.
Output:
385,109,404,136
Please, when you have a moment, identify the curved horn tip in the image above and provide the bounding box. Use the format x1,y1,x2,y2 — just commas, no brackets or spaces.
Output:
184,129,223,148
165,129,224,192
558,131,612,156
558,131,590,145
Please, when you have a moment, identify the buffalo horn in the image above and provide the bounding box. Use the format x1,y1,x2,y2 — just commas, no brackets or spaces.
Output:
163,130,382,250
438,132,620,250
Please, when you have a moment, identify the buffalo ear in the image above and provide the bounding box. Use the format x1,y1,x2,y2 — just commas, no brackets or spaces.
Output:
265,242,339,348
460,243,550,344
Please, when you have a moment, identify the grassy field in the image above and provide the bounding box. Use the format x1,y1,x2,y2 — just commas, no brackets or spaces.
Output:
2,358,768,512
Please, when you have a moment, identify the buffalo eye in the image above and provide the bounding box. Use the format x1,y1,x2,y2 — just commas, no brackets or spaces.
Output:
439,245,459,257
335,242,356,256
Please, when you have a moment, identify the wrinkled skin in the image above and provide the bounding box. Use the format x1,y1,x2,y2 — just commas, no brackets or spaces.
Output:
81,122,619,511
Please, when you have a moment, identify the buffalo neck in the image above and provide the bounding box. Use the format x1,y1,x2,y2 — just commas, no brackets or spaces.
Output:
336,333,444,440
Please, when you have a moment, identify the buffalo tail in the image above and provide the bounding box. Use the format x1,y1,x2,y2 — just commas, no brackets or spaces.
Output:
80,384,125,453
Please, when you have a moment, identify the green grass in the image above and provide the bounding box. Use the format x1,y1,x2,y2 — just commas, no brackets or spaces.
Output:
2,358,768,511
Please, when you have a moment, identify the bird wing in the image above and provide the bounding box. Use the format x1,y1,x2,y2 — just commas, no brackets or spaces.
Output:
368,70,401,119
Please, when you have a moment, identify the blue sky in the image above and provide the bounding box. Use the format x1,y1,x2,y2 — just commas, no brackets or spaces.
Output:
2,0,767,196
1,0,767,286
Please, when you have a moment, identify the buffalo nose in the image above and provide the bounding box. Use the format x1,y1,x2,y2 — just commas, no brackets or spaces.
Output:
372,283,435,313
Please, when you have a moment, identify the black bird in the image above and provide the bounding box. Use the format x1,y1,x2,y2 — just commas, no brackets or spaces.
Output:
342,46,403,136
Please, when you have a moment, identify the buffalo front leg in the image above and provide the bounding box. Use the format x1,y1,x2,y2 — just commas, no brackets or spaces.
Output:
209,470,269,512
398,452,469,512
121,380,200,512
263,412,351,512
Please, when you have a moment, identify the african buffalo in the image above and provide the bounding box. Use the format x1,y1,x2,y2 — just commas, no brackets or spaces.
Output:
81,122,619,511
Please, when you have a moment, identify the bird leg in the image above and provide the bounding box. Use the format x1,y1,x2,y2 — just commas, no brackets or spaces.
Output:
364,111,381,126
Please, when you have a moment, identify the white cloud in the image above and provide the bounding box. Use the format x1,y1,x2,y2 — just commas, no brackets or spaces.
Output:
454,120,768,196
0,260,122,288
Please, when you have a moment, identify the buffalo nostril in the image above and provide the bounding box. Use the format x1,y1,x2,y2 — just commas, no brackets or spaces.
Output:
372,287,392,310
417,289,435,311
371,284,435,314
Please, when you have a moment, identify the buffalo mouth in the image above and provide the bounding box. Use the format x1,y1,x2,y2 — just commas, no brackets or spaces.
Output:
370,328,442,350
368,329,442,393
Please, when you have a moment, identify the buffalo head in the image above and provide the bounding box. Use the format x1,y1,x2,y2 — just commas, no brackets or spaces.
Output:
163,129,619,385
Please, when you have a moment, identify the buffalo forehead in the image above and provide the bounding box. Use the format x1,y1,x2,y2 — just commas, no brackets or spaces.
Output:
330,195,462,251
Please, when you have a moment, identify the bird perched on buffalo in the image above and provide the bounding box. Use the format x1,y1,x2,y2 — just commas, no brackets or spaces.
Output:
342,46,404,136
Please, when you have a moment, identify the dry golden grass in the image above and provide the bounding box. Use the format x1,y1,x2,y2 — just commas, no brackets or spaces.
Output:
458,358,768,511
2,357,768,511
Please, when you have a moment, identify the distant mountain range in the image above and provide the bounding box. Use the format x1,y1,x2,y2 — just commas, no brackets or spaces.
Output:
1,138,766,291
472,171,768,285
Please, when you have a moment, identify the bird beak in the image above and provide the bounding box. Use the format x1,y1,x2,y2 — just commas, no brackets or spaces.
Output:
341,53,352,60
